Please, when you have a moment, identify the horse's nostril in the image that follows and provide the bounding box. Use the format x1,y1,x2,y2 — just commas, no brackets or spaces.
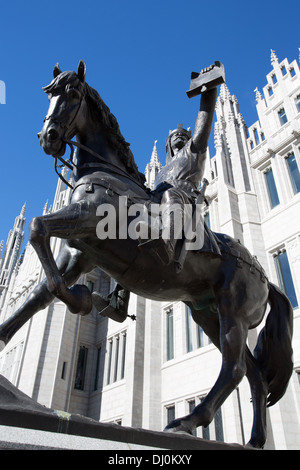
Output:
37,132,41,139
48,128,59,141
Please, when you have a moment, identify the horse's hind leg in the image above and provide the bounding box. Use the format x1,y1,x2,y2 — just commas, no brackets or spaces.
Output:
0,244,94,351
165,299,248,436
29,200,97,315
245,346,268,448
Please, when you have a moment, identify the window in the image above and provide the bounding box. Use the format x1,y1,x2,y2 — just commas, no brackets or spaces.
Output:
74,346,88,390
166,405,175,425
197,325,205,347
214,408,224,442
264,167,280,208
186,307,193,353
278,108,288,126
106,332,127,385
166,309,174,360
295,94,300,113
204,212,210,228
260,132,265,142
281,65,287,76
274,250,298,308
213,159,218,178
93,347,101,390
271,74,277,84
290,67,296,77
286,153,300,194
0,342,24,383
268,87,273,97
106,340,113,384
253,128,259,145
121,332,126,379
188,399,197,436
61,361,67,380
113,336,120,383
199,396,224,442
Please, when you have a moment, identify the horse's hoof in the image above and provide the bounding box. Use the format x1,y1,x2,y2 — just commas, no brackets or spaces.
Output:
164,418,193,435
245,440,265,449
0,340,6,352
68,285,93,316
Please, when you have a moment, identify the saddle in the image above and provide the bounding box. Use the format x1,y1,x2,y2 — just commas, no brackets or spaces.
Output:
214,232,267,283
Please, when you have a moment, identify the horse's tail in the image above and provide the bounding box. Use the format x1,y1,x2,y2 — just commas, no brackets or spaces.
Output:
254,282,293,407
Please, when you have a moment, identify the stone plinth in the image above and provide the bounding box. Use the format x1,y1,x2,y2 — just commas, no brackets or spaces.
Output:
0,375,250,451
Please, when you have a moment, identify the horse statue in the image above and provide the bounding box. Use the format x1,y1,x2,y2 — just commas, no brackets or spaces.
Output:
0,61,293,449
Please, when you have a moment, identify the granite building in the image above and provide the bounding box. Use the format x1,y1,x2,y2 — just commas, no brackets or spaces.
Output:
0,49,300,449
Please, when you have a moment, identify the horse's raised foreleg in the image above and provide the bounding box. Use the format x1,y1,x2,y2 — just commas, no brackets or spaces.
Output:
29,200,97,315
165,298,248,437
0,244,94,351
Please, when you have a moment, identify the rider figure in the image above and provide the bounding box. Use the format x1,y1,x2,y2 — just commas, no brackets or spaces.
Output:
93,65,220,320
141,66,219,266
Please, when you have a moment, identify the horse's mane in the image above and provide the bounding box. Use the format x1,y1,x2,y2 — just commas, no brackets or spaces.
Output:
43,71,145,186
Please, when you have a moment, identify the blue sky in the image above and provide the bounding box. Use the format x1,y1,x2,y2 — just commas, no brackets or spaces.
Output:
0,0,299,246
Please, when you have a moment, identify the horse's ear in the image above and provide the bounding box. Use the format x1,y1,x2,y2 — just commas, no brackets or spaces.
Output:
53,63,62,78
77,60,86,83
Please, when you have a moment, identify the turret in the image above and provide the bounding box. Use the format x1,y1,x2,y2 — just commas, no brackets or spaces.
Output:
145,140,162,189
0,203,26,294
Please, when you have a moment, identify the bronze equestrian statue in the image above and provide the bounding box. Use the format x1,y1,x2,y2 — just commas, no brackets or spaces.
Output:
0,61,293,448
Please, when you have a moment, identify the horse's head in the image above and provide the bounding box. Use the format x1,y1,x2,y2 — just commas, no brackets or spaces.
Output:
39,60,145,186
38,61,87,158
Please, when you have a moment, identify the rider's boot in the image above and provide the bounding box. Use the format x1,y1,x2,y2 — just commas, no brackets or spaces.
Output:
92,285,130,323
138,233,174,265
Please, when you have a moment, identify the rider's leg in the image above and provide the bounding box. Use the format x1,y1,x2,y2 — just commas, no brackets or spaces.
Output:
138,188,185,265
0,244,94,351
29,200,97,315
160,189,184,263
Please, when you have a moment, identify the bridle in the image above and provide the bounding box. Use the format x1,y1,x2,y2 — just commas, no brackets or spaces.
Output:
43,89,84,188
45,89,146,190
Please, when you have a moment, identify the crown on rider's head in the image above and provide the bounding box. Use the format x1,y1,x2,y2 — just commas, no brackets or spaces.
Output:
168,124,192,139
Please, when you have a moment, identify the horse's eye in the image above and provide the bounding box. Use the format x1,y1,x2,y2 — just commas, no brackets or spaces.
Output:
67,88,80,100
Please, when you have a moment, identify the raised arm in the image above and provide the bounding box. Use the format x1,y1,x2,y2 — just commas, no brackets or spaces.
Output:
191,86,218,154
187,62,224,154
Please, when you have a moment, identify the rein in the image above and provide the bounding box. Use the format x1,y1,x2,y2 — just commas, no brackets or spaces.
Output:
57,138,147,191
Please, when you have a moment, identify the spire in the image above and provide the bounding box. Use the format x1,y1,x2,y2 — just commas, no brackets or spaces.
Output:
20,202,26,217
145,140,162,189
254,87,263,102
219,83,231,101
43,200,49,215
271,49,278,64
149,140,161,167
0,204,25,292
